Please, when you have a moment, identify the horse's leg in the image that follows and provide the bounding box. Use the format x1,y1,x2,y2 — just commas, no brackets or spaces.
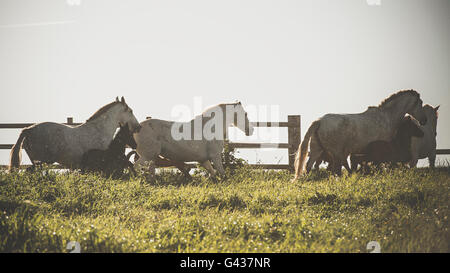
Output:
334,161,342,176
312,158,325,170
176,162,192,179
350,154,358,172
343,158,352,174
328,157,338,175
409,143,419,168
326,154,336,174
306,151,320,170
331,154,347,176
306,151,324,173
306,137,324,172
201,160,217,178
154,156,175,167
410,157,419,168
25,150,39,172
134,140,161,177
28,161,44,172
363,161,371,174
127,161,136,175
155,156,192,179
374,161,383,171
306,157,314,170
126,151,139,163
26,165,35,172
210,155,225,177
428,152,436,168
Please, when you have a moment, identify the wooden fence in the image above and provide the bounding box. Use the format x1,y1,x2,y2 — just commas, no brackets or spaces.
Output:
0,116,302,170
2,116,449,170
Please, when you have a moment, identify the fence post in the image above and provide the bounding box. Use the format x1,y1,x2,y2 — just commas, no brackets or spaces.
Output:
287,115,301,171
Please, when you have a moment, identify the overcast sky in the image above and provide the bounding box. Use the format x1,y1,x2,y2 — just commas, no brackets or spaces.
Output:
0,0,449,166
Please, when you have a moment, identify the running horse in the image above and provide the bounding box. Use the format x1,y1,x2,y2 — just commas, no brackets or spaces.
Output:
293,90,428,179
133,102,254,178
9,97,141,170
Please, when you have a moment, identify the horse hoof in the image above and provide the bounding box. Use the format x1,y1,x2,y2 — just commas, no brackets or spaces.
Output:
209,175,220,183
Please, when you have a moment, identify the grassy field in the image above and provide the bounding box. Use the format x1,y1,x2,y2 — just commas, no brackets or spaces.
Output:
0,165,449,253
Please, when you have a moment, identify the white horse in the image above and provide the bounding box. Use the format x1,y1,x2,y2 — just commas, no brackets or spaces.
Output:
294,90,428,178
9,97,141,170
133,102,254,177
410,104,439,168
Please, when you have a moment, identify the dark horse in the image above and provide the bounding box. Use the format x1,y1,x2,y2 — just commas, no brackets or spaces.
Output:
81,123,137,177
350,116,424,171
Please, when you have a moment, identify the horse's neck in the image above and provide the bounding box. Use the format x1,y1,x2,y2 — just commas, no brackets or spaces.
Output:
192,105,232,138
109,138,126,154
86,117,117,134
380,104,410,131
81,108,121,146
424,113,436,134
188,118,229,140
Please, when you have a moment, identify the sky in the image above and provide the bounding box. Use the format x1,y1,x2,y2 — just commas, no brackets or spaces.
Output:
0,0,449,166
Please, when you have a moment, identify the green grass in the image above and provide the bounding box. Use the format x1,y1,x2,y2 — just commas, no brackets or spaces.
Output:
0,166,449,253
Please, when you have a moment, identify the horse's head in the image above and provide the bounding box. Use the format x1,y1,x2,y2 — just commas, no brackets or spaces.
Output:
229,101,254,136
406,93,427,125
380,90,427,126
115,96,142,133
115,122,137,149
423,104,439,136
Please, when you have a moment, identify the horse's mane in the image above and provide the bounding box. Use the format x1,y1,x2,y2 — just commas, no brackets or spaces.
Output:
423,104,435,112
189,102,242,125
198,102,241,115
86,101,125,122
379,89,420,108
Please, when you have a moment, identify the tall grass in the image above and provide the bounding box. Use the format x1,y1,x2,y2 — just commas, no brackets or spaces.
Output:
0,165,448,253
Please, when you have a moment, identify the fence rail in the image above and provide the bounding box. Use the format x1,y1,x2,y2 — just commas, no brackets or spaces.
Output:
1,116,449,170
0,116,302,170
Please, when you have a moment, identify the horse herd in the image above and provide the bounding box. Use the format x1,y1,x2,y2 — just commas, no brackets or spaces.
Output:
8,90,439,180
293,89,439,179
8,97,252,178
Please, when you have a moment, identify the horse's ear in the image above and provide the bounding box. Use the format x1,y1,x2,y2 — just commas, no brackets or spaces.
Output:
435,105,440,111
121,96,125,103
116,96,119,102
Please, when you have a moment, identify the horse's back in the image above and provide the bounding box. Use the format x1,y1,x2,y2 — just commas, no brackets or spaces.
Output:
317,111,387,154
23,122,83,166
24,122,69,157
140,119,173,130
136,118,215,162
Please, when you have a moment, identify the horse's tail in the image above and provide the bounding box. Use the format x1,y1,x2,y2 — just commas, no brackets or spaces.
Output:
9,128,30,170
293,120,321,180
